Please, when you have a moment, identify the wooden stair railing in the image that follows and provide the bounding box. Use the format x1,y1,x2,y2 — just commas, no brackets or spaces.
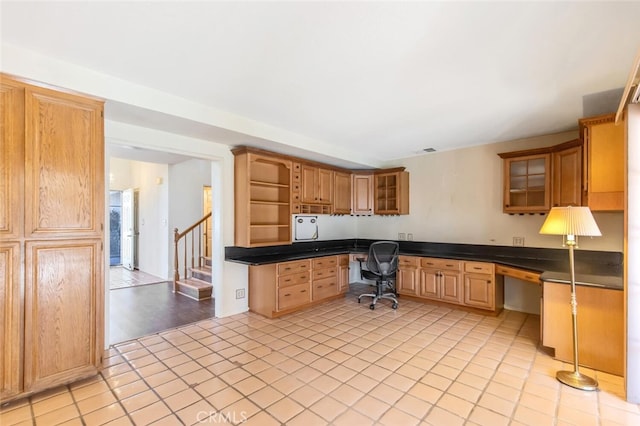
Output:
173,212,212,293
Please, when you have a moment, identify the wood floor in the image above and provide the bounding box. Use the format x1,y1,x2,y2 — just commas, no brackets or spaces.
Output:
108,281,215,345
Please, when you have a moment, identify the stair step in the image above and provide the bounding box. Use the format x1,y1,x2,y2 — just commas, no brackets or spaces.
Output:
191,266,212,283
202,257,212,267
175,278,213,301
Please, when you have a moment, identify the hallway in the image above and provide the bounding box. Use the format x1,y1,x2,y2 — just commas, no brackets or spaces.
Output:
109,282,216,345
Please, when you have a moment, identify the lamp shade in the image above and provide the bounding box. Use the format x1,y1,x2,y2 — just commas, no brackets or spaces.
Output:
539,206,602,237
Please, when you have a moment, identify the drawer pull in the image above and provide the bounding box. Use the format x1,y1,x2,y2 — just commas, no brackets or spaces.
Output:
426,262,434,266
284,267,291,271
284,278,291,282
301,289,307,293
473,266,482,270
284,293,291,297
446,264,454,267
525,275,534,279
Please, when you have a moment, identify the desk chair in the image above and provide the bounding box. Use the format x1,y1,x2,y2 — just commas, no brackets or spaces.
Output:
357,241,399,310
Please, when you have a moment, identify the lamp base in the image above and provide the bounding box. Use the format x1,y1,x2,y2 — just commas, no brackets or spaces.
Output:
556,370,598,391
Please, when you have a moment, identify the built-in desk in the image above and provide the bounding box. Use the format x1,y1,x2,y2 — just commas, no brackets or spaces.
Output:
226,239,623,374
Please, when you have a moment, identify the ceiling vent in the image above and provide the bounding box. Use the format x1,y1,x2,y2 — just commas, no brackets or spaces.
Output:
422,148,436,153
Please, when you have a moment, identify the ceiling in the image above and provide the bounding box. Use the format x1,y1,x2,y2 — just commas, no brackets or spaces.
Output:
2,1,640,168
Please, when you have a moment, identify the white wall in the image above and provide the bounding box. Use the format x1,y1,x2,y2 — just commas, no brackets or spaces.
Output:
131,161,170,279
168,158,212,273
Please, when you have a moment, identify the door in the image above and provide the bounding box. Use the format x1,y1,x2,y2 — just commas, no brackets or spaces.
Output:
203,186,212,258
440,271,462,304
419,269,440,300
121,188,135,270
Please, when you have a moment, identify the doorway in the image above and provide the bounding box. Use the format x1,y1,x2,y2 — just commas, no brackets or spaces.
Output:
109,191,122,266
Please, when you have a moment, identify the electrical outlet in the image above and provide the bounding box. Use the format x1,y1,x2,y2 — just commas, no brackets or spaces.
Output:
513,236,525,247
235,289,245,299
398,233,406,240
407,233,413,241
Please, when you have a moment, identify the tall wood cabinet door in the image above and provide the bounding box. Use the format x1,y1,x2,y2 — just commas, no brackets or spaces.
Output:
419,269,440,300
463,274,494,310
300,165,317,203
333,172,351,214
24,86,104,238
317,168,333,204
440,271,462,304
23,239,103,392
337,255,349,293
352,174,373,215
0,80,25,240
583,115,625,211
397,267,417,295
0,242,22,399
552,146,582,207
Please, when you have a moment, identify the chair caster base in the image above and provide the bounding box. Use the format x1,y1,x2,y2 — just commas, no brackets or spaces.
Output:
370,304,375,310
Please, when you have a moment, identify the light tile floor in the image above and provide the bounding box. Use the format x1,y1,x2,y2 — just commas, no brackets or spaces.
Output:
2,285,639,425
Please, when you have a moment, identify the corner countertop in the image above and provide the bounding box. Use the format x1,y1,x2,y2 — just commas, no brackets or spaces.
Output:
225,239,623,290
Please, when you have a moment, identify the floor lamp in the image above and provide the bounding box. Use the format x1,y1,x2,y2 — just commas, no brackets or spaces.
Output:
539,206,602,391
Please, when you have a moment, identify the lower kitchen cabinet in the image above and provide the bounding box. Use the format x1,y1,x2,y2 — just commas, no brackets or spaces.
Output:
337,255,350,293
463,262,504,311
397,256,419,295
397,256,503,314
542,281,623,375
249,256,343,318
420,258,463,304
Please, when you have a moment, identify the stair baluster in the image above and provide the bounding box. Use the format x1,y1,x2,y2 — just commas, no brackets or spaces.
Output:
173,212,212,299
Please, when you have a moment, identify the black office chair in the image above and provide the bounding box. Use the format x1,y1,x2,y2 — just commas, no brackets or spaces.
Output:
357,241,399,310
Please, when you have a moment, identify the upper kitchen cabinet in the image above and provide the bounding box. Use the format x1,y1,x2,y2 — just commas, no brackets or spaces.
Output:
552,142,582,208
374,169,410,215
499,139,583,214
233,148,292,247
579,113,625,211
351,173,374,215
500,153,550,213
333,171,352,215
301,164,333,205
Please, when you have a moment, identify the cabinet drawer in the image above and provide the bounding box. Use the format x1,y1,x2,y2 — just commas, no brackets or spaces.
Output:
312,256,338,269
398,256,419,268
278,271,310,288
278,260,311,276
312,277,338,301
464,262,494,274
313,267,336,280
495,265,540,284
278,283,310,311
421,258,461,271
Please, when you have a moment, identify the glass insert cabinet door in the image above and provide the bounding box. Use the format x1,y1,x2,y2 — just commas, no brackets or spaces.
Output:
504,154,550,213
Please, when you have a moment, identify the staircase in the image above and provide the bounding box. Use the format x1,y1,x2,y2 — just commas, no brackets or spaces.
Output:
175,256,213,301
173,212,213,301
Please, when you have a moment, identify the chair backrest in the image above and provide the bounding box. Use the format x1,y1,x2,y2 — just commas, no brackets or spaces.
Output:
366,241,399,278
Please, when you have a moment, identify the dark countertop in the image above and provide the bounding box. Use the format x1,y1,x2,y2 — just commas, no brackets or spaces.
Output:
225,239,623,290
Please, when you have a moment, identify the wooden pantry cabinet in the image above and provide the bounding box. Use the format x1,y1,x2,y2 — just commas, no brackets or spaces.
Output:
0,75,104,401
248,255,344,318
